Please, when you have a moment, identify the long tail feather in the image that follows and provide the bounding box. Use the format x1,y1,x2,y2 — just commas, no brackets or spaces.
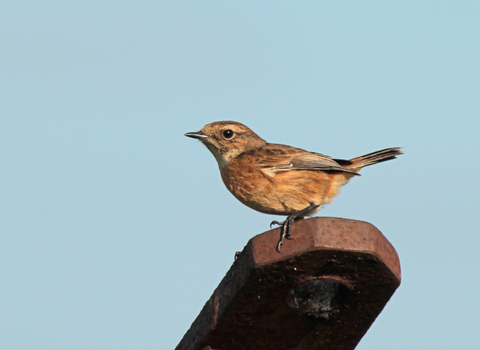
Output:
347,147,403,171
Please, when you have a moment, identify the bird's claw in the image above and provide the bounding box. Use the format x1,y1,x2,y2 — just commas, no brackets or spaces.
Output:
276,240,283,252
274,203,320,253
270,220,284,229
275,219,294,253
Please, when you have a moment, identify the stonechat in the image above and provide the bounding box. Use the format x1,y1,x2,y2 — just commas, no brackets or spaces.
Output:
185,121,402,252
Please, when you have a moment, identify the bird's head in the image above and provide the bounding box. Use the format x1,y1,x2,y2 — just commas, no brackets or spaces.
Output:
185,121,266,168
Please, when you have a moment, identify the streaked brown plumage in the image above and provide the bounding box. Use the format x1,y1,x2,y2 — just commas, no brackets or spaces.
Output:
185,121,402,252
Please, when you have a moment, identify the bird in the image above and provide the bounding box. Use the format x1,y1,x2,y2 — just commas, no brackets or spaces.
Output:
185,121,402,252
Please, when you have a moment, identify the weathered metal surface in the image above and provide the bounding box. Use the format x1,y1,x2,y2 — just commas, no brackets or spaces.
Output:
176,217,401,350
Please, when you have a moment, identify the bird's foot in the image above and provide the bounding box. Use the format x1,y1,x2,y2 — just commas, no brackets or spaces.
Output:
273,203,320,253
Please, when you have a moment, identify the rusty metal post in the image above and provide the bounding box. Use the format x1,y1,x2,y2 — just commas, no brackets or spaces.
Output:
176,217,401,350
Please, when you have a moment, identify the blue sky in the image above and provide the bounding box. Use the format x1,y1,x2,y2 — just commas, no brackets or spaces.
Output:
1,2,479,349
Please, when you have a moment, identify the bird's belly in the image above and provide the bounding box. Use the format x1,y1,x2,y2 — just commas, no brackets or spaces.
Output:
221,165,352,216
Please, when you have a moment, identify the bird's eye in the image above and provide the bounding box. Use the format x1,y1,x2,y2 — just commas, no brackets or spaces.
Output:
223,129,234,139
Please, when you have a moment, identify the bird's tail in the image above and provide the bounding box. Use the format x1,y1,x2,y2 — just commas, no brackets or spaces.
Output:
346,147,403,172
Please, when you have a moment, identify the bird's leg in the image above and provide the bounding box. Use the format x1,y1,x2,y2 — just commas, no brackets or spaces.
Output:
271,203,320,253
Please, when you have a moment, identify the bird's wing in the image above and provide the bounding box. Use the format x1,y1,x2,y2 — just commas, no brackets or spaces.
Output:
249,144,358,175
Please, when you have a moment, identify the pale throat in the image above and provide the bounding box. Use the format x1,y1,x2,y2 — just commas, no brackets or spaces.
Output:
205,143,230,169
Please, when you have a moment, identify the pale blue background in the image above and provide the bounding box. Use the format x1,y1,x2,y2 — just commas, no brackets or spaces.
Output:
1,2,479,349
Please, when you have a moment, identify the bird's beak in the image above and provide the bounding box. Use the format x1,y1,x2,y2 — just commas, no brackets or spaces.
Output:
184,131,209,140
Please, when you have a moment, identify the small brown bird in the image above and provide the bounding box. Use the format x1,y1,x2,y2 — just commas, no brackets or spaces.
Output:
185,121,402,252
